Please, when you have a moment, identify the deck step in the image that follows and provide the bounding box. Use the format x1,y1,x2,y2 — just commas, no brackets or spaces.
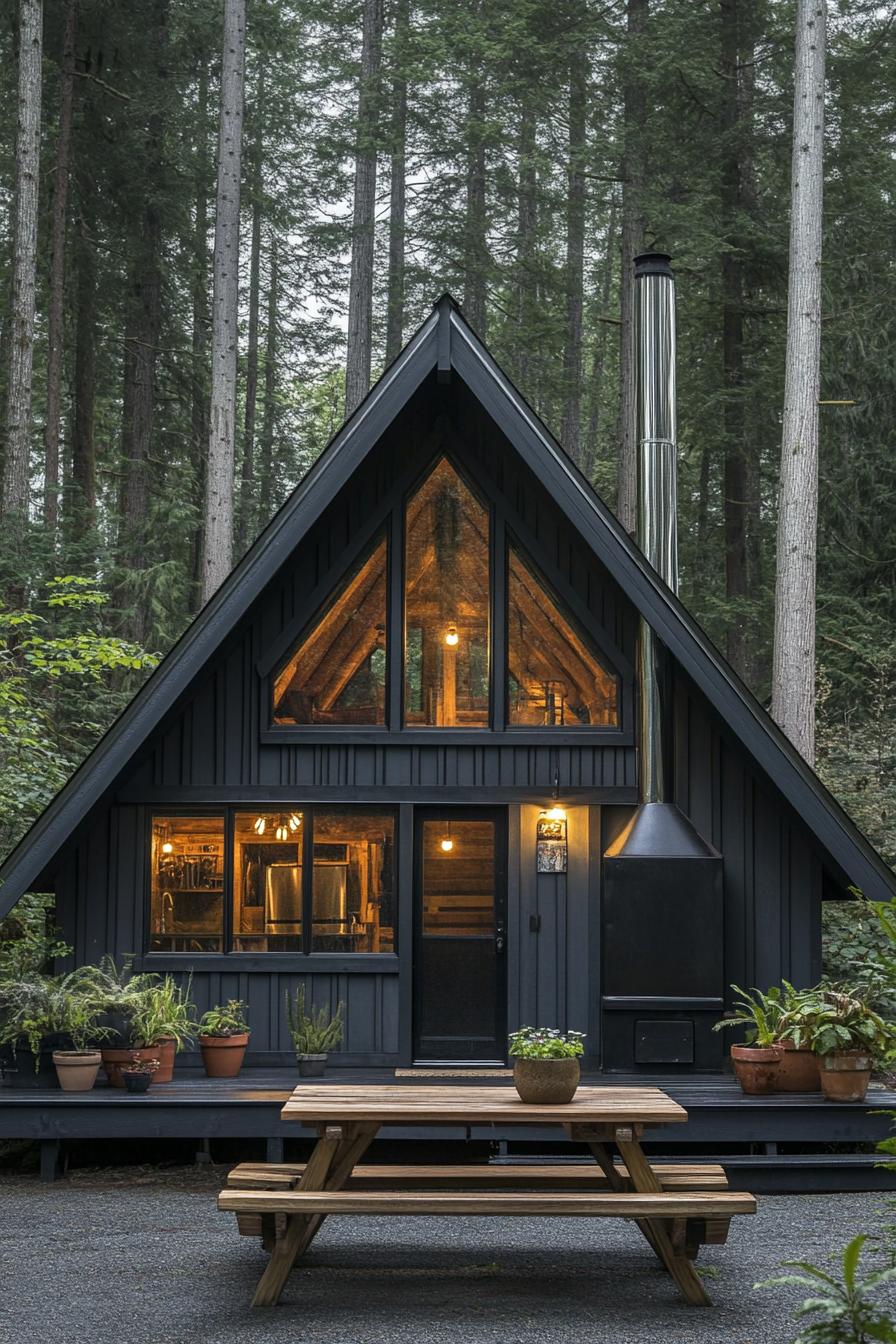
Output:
220,1187,756,1218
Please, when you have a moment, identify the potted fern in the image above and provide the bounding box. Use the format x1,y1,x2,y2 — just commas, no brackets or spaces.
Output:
286,986,344,1077
713,985,783,1094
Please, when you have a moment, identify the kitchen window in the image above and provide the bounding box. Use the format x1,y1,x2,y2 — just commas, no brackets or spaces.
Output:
150,808,396,956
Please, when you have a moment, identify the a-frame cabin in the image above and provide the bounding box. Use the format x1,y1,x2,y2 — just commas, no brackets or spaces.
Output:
1,290,894,1079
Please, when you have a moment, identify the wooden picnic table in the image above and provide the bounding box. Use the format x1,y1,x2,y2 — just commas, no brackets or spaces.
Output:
219,1083,756,1308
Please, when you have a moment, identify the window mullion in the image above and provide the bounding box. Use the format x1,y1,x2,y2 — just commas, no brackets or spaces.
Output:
388,506,403,730
302,807,313,955
491,510,506,731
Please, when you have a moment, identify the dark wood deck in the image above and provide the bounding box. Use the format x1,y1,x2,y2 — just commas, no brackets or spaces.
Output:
3,1068,894,1191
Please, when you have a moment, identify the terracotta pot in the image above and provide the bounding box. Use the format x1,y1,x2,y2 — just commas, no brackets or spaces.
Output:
818,1050,873,1103
52,1049,102,1093
730,1043,782,1095
122,1071,153,1094
773,1039,821,1093
102,1042,163,1085
297,1054,327,1078
138,1037,176,1084
512,1056,580,1105
200,1032,249,1078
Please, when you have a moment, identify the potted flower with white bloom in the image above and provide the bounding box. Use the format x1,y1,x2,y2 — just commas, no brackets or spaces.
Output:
508,1026,585,1104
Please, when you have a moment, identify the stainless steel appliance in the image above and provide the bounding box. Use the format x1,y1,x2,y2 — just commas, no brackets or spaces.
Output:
264,863,302,935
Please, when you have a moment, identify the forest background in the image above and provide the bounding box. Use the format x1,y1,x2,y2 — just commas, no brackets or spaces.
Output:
0,0,894,883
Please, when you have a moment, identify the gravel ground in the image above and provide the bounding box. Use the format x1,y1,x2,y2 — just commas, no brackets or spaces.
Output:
0,1168,892,1344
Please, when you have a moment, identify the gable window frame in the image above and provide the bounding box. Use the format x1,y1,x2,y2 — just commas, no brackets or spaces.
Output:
259,447,633,745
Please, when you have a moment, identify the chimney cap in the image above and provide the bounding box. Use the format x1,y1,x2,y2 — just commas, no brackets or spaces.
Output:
634,252,673,279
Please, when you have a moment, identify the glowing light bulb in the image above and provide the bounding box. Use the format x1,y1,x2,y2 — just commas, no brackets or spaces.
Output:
253,816,266,835
440,837,454,853
544,806,567,822
444,623,459,647
161,841,173,854
275,823,289,841
288,813,302,831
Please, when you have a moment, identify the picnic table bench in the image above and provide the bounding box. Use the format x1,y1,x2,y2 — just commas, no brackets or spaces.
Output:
218,1083,756,1308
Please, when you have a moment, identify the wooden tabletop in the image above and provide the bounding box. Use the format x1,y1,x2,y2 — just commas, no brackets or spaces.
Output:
280,1084,688,1126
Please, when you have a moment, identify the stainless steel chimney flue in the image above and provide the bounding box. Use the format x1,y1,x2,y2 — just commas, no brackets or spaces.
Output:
635,252,678,804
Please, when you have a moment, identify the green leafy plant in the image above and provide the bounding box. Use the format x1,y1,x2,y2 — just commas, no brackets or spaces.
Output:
285,985,343,1055
128,975,196,1051
756,1235,896,1343
0,966,112,1062
797,987,894,1060
199,999,249,1037
712,984,786,1047
508,1027,585,1059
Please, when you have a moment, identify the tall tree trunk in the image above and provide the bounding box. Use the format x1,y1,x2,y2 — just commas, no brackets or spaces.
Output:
118,0,169,641
615,0,647,536
238,66,264,554
257,236,278,526
721,0,761,686
190,59,211,607
385,0,408,364
463,72,488,335
202,0,246,603
561,45,587,465
514,102,537,391
345,0,384,415
584,193,618,481
69,204,97,557
43,0,77,540
2,0,43,564
772,0,826,764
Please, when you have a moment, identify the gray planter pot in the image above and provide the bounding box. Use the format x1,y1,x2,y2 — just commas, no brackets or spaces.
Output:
512,1056,580,1104
297,1053,327,1078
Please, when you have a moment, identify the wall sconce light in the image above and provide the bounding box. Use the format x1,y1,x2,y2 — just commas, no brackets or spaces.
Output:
444,623,459,647
161,841,174,855
536,806,568,873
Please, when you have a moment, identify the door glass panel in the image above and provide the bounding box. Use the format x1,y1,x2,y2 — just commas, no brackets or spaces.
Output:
405,459,489,726
150,816,225,952
232,809,304,951
312,809,396,953
421,819,495,936
273,534,387,725
507,544,619,726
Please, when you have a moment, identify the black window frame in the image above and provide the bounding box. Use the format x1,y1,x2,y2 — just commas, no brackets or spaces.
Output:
145,804,399,961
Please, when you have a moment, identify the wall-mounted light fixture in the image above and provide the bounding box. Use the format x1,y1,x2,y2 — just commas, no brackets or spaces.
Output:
536,805,568,873
440,822,454,853
444,623,459,647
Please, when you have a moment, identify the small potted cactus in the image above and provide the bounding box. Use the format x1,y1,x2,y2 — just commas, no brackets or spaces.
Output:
286,986,343,1077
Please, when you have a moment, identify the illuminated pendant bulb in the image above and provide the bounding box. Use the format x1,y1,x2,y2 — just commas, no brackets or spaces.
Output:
253,816,266,835
444,623,459,647
440,823,454,853
544,806,567,822
161,841,174,855
274,816,290,841
288,813,302,832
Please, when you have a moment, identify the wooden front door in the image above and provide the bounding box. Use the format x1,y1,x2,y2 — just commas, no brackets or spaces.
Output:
413,809,507,1062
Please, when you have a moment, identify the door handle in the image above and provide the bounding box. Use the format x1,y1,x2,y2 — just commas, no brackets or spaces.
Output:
495,923,506,954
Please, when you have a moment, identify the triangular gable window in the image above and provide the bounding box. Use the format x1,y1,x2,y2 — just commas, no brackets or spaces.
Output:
272,534,387,725
404,458,489,727
507,543,619,727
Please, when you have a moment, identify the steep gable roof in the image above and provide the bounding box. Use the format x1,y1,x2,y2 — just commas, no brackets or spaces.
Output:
1,295,893,916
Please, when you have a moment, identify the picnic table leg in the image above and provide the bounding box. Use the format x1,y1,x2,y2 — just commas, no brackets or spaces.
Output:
614,1132,712,1307
582,1140,667,1266
250,1122,378,1308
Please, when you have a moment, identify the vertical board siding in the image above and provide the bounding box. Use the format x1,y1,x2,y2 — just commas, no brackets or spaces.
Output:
673,672,824,990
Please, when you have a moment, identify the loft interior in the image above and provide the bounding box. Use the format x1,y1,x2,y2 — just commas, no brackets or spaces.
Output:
1,287,893,1071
